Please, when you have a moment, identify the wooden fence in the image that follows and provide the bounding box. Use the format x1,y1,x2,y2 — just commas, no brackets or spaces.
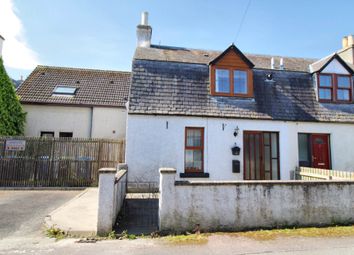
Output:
0,137,125,187
295,167,354,180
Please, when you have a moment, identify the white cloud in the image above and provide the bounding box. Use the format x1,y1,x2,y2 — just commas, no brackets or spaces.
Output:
0,0,40,69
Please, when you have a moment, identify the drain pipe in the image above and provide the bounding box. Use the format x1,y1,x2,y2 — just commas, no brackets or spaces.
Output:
89,107,93,138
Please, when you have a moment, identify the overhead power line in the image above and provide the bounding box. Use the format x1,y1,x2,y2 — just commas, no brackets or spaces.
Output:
233,0,252,44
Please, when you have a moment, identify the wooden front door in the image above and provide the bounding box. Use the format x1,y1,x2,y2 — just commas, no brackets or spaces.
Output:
244,131,280,180
311,134,330,169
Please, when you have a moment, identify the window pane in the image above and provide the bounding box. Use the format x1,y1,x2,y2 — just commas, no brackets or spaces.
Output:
272,159,279,180
186,129,202,147
249,135,255,180
271,133,278,158
255,134,260,180
319,75,332,87
215,69,230,93
338,76,350,88
298,134,310,163
319,88,332,100
263,133,270,146
244,136,250,179
264,146,270,172
185,149,202,171
234,70,247,94
337,89,350,101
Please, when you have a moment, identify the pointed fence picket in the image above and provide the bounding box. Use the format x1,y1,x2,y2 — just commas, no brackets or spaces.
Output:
295,167,354,181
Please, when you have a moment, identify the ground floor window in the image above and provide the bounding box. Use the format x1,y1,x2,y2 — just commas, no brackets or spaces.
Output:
40,131,54,138
298,133,330,169
243,131,280,180
184,127,204,173
59,132,73,138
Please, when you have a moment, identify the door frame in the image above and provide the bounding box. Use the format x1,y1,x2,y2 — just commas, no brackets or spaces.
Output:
310,133,331,169
298,133,332,169
243,131,280,180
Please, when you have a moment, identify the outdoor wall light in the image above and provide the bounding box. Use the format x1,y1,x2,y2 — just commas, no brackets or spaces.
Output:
233,126,239,137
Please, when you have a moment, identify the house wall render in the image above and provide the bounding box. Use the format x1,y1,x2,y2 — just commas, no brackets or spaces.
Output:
23,104,126,139
159,168,354,232
126,114,354,191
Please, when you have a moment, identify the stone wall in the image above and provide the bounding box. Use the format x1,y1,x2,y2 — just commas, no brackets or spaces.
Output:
159,168,354,232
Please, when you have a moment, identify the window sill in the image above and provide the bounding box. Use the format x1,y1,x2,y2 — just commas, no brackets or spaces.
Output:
180,172,210,178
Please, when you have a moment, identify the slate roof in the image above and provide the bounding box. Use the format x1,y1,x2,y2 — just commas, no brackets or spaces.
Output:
309,53,354,74
134,45,317,72
17,65,131,107
129,58,354,123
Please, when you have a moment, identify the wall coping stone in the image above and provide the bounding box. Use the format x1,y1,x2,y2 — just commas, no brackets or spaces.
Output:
99,168,116,174
115,170,127,182
175,180,354,186
159,168,177,174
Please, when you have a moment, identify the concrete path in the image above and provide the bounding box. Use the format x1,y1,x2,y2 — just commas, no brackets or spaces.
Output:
45,188,98,236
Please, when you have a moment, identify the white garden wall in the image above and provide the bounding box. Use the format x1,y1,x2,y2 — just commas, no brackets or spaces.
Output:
126,114,354,191
159,168,354,232
97,166,127,235
23,104,126,139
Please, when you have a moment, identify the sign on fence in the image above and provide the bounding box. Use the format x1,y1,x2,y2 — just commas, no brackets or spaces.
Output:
5,140,26,151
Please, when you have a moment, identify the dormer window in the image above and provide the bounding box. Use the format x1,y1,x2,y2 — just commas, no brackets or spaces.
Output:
311,54,354,103
210,44,254,98
214,68,249,95
318,74,352,102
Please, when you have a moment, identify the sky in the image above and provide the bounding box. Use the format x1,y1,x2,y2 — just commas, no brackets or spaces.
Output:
0,0,353,80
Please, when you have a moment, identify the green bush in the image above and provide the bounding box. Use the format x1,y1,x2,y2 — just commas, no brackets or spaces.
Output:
0,57,26,135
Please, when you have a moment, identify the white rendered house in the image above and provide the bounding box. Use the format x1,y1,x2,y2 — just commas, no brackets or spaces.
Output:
125,13,354,191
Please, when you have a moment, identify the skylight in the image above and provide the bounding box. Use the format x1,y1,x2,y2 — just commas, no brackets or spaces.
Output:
52,86,77,96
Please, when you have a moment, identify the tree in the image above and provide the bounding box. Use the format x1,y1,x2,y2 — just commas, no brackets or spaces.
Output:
0,57,26,136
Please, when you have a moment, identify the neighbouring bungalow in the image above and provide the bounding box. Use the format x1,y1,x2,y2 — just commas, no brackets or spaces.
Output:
125,12,354,191
17,66,130,139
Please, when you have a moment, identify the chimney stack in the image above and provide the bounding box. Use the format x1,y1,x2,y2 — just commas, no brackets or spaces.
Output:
136,12,152,48
338,35,354,65
0,35,4,58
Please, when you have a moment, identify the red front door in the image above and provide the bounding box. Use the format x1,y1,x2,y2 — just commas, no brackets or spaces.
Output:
311,134,330,169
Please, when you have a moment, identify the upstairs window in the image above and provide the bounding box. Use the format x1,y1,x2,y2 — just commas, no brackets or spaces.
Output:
318,75,332,101
234,70,248,94
318,74,352,103
215,69,230,93
212,67,252,97
337,76,351,101
53,86,77,96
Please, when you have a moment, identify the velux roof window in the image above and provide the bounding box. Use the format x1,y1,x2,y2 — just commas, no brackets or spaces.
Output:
52,86,77,96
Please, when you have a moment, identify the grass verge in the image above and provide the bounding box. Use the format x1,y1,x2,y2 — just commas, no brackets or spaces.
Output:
215,225,354,241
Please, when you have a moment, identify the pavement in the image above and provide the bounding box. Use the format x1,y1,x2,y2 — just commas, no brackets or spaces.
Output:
0,190,81,251
1,233,354,254
45,188,98,236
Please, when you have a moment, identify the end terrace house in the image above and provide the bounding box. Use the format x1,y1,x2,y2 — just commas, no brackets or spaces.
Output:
17,66,130,139
126,13,354,191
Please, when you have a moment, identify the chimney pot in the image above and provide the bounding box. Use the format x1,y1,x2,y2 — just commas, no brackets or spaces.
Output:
141,11,148,26
136,12,152,48
279,58,284,70
270,57,275,69
348,35,354,47
342,36,348,48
